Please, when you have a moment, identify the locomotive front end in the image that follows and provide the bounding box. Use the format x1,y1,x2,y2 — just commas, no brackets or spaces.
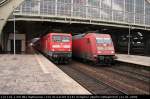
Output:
50,34,72,64
96,35,116,65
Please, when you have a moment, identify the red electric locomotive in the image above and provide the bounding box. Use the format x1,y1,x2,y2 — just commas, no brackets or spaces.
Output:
72,33,116,65
34,33,72,64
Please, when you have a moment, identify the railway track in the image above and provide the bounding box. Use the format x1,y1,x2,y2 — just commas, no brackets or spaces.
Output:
104,64,150,84
57,61,150,95
58,64,126,95
113,62,150,78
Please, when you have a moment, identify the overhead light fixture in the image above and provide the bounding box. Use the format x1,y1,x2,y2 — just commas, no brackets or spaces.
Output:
102,29,108,31
137,32,143,36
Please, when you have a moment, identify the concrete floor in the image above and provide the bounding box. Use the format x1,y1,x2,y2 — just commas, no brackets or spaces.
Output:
0,54,90,94
116,54,150,67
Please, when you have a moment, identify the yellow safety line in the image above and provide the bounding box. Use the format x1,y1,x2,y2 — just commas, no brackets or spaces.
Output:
35,54,50,74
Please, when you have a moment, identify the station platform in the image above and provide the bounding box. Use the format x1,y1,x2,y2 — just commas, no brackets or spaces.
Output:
0,54,90,94
116,54,150,67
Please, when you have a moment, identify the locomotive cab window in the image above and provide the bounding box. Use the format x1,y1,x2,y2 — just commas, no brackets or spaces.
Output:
96,38,112,44
62,36,70,42
103,38,112,44
52,35,61,42
96,38,103,43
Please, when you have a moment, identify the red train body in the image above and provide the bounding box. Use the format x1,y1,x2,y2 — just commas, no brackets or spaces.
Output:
73,33,115,64
34,33,72,64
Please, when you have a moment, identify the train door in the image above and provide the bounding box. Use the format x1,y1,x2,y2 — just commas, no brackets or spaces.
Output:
86,38,92,60
45,38,48,54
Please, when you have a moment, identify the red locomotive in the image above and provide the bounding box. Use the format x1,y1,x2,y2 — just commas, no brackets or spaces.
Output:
34,33,72,64
72,33,116,65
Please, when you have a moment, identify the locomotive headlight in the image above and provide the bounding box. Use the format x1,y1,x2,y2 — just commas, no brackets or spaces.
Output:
98,51,102,54
111,51,114,54
52,49,55,51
